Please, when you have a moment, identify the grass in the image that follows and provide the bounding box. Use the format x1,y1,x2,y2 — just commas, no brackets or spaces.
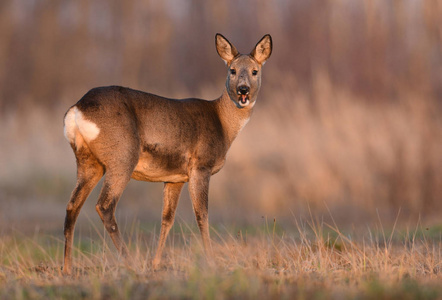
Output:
0,217,441,299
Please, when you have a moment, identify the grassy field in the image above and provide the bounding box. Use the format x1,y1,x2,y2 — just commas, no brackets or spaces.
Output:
0,218,440,299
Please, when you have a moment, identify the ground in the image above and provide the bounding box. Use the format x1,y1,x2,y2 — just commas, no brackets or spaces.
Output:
1,219,440,299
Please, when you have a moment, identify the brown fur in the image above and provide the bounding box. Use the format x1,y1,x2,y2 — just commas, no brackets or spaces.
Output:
62,34,272,274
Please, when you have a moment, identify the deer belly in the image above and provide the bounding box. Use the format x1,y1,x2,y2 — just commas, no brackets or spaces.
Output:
131,152,189,183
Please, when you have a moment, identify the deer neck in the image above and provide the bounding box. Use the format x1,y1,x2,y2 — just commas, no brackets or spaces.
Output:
215,90,254,147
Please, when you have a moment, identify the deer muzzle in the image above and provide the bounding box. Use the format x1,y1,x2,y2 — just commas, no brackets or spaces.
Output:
237,86,250,107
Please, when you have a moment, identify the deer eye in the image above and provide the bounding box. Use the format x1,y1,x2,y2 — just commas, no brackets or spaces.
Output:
230,68,236,75
252,70,258,76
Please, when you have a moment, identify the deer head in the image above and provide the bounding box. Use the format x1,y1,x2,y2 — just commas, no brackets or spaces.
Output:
216,34,272,109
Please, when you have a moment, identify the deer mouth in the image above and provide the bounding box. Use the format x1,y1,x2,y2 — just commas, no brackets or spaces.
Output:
237,92,250,107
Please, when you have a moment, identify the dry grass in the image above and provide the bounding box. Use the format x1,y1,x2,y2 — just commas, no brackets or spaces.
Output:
0,218,440,299
1,0,442,226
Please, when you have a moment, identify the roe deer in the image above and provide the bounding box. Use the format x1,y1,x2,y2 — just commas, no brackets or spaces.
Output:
62,33,272,274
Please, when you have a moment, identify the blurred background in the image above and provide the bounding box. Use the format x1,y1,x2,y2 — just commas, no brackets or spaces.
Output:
0,0,441,234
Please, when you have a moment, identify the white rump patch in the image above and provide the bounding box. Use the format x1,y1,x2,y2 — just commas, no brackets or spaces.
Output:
63,107,100,146
75,108,100,142
63,107,77,143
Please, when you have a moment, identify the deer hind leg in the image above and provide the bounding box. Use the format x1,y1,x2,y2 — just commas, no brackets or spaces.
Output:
95,174,132,260
152,182,184,269
94,142,139,259
188,168,213,257
80,114,140,261
63,145,104,275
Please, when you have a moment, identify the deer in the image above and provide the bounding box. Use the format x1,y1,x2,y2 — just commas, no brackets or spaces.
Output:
62,33,272,275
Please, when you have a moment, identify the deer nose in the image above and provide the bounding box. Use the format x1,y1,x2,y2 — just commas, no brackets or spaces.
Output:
237,86,250,95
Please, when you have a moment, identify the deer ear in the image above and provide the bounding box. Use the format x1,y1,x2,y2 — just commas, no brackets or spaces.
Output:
250,34,272,65
215,33,239,65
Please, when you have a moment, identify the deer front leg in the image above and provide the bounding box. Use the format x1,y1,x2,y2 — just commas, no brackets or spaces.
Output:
152,182,184,270
188,168,213,257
